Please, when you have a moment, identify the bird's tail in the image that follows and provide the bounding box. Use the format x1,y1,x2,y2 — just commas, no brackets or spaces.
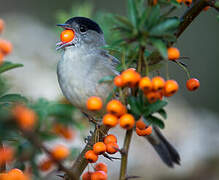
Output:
144,126,180,167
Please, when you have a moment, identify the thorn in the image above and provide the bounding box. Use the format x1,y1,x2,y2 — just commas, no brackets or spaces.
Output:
125,175,142,179
102,153,121,161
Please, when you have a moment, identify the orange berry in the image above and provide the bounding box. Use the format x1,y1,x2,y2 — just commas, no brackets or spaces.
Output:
186,78,200,91
91,171,107,180
167,47,180,60
51,145,69,160
121,68,141,87
114,75,124,87
183,0,192,6
60,29,75,43
7,168,29,180
106,142,119,154
0,39,13,55
86,96,103,111
39,158,53,172
119,113,135,130
102,114,118,128
176,0,183,3
0,173,8,180
136,119,147,130
145,91,158,103
152,76,165,91
94,163,107,173
0,19,5,34
0,51,4,65
139,76,152,92
0,146,14,166
103,134,117,144
85,150,98,163
82,171,93,180
12,105,37,130
164,80,179,97
93,142,106,155
52,123,75,140
106,99,127,117
136,126,152,136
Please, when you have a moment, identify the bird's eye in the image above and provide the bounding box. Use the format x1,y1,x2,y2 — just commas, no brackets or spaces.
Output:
79,25,87,33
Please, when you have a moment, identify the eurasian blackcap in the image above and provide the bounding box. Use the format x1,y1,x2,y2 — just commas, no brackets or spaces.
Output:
56,17,180,167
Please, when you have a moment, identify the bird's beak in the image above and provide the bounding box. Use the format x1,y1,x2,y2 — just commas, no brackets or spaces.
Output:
56,23,72,29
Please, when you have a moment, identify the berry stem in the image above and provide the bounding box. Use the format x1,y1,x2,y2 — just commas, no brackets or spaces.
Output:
175,60,191,79
119,129,133,180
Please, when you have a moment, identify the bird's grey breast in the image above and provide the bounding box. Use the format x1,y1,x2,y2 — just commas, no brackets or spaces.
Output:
57,48,116,111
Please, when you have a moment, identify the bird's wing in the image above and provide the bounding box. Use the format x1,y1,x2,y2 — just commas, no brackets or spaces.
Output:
100,50,120,74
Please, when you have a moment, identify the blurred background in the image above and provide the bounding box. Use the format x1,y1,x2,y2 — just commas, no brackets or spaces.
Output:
0,0,219,179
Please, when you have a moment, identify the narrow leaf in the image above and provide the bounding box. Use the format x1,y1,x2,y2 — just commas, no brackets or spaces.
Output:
143,100,167,117
151,39,167,58
0,94,28,103
150,17,180,36
158,109,167,119
128,0,138,27
0,61,23,74
148,115,165,129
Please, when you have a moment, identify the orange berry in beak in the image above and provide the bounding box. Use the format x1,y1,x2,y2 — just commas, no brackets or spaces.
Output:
60,29,75,43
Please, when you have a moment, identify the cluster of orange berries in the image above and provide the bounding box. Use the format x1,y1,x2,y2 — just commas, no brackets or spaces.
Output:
87,97,135,130
52,123,75,140
84,134,119,163
83,134,118,180
82,162,108,180
0,19,13,65
0,168,30,180
114,68,179,103
39,144,70,172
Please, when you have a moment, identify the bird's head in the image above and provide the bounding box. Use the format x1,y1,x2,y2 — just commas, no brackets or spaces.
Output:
56,17,105,50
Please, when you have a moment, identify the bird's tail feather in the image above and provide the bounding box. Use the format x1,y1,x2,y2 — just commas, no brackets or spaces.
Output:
145,126,180,167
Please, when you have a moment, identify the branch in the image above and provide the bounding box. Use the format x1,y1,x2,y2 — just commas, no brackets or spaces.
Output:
119,129,133,180
148,0,209,65
66,125,109,180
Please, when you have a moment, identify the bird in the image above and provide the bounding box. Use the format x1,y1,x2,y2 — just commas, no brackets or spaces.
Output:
56,16,180,167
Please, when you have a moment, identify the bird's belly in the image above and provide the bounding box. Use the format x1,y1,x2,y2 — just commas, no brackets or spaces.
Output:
57,58,113,112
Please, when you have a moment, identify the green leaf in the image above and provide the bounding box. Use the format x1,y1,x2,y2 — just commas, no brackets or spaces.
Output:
114,15,134,30
98,75,114,84
128,0,138,27
151,39,167,58
0,94,28,103
139,7,151,29
158,109,167,119
0,61,23,74
147,115,165,129
127,96,142,116
217,15,219,22
150,17,180,36
147,5,160,29
143,100,168,117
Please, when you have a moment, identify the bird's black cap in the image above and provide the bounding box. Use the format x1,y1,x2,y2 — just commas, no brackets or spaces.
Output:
65,17,103,34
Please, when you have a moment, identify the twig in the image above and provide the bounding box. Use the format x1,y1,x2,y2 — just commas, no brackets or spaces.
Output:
119,129,133,180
